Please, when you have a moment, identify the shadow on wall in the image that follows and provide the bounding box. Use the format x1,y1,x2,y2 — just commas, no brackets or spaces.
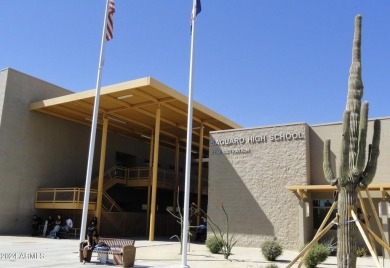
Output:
309,128,337,185
208,153,274,238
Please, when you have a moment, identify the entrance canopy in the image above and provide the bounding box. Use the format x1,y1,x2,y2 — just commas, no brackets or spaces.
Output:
29,77,241,154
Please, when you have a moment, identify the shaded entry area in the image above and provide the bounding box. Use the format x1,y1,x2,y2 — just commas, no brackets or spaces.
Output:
30,77,241,240
34,164,209,237
116,152,137,168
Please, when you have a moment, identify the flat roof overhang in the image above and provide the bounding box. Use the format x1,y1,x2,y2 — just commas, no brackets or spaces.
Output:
29,77,242,154
287,184,390,201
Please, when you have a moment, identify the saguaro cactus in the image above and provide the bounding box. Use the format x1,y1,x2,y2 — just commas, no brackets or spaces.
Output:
323,15,381,268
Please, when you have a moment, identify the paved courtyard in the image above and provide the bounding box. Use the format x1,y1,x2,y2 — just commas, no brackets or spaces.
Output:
0,236,388,267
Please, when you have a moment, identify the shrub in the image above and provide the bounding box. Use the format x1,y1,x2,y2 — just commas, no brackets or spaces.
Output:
193,202,237,259
261,240,283,261
319,237,337,256
357,247,367,257
265,264,279,268
304,243,330,268
206,236,223,254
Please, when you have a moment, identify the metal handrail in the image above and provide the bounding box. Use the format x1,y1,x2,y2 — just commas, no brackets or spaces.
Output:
91,165,207,188
35,187,97,205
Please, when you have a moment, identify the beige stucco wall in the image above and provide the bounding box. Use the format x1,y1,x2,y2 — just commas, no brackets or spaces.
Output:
208,123,310,250
310,118,390,186
0,69,188,235
0,69,92,234
309,118,390,252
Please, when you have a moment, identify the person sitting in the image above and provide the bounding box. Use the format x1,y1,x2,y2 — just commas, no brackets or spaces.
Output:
82,228,99,264
31,215,42,236
90,217,98,228
57,218,74,238
43,215,54,237
63,218,73,233
195,217,207,242
48,214,62,238
87,217,98,237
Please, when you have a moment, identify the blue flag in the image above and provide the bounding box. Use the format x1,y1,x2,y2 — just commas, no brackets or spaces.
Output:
195,0,201,16
190,0,201,34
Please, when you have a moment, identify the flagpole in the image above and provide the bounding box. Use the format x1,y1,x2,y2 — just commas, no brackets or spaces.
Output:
79,0,111,243
182,0,199,266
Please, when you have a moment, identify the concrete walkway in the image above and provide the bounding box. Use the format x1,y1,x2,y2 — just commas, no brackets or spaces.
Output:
0,236,388,267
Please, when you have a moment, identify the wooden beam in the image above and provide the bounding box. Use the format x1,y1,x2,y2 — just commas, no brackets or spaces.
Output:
149,105,161,241
351,210,382,268
95,114,108,233
286,216,339,268
298,201,337,268
358,190,377,257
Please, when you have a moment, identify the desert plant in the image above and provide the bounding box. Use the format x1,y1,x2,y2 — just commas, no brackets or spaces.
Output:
319,237,337,256
304,243,330,268
265,264,279,268
322,15,381,268
193,202,237,259
205,236,223,254
166,188,196,254
356,247,367,257
261,240,283,261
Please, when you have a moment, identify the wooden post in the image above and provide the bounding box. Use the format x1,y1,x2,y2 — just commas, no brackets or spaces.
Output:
96,114,108,233
286,216,338,268
360,222,390,255
146,132,154,236
149,105,161,241
172,138,180,213
358,190,377,256
351,210,382,268
366,189,389,246
196,124,204,226
297,201,337,268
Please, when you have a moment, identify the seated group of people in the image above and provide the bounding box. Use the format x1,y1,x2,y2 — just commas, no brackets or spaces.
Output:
32,214,73,238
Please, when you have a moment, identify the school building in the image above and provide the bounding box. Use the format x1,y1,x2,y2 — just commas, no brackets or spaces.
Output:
0,67,389,251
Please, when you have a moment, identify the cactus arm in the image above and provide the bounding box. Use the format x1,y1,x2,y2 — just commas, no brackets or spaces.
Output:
339,111,351,186
323,139,335,183
356,102,368,173
360,119,381,187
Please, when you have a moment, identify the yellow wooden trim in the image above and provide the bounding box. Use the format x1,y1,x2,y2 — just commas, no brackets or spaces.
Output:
96,115,108,231
287,215,339,268
366,189,389,246
149,105,161,241
351,210,382,268
360,222,390,255
286,184,390,193
358,191,378,256
298,201,337,268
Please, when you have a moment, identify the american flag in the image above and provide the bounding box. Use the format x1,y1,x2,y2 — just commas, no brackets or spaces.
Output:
105,0,115,41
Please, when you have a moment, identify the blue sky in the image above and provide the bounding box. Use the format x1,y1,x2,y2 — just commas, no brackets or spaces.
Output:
1,1,389,127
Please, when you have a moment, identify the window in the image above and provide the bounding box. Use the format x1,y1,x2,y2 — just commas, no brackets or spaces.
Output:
313,199,337,229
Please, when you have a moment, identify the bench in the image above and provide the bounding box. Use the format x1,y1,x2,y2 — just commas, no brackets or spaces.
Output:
38,225,80,238
82,238,136,267
56,227,80,239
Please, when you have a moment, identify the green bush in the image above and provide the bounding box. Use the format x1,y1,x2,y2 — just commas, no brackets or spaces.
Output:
261,240,283,261
319,237,337,256
304,243,330,268
265,264,279,268
205,236,223,254
357,247,367,257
